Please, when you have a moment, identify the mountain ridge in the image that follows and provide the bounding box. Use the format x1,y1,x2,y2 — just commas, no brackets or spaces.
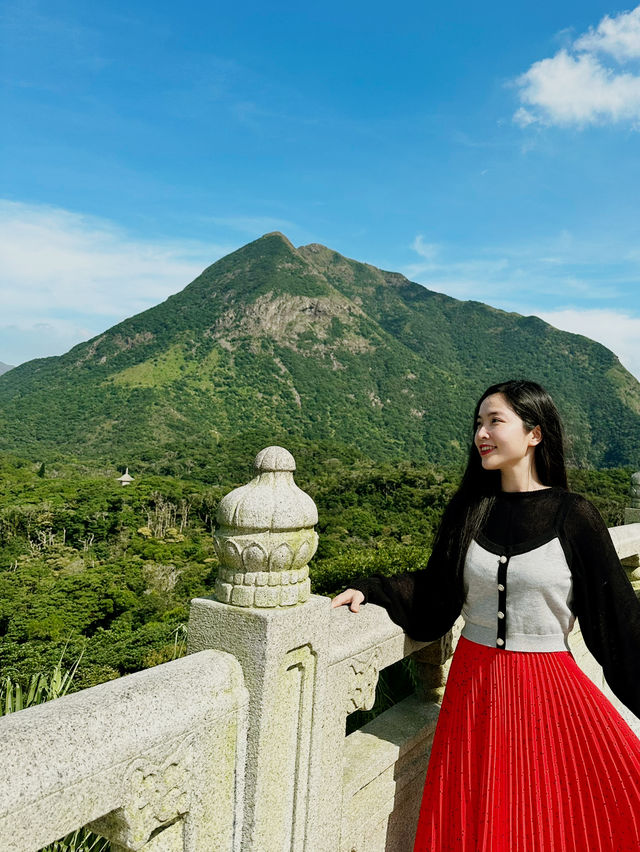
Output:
0,232,638,470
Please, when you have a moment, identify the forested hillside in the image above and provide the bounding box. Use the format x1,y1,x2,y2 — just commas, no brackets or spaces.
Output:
0,451,630,692
1,232,640,469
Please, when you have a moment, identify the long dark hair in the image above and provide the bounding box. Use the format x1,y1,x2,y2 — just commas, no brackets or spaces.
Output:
434,379,568,601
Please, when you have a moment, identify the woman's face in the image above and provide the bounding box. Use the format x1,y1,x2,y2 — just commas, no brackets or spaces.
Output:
474,393,541,474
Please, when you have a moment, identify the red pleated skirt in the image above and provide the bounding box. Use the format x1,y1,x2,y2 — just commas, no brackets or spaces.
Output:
413,635,640,852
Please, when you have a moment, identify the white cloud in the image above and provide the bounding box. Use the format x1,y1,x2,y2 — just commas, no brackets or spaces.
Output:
403,257,511,300
411,235,440,261
404,232,625,302
516,50,640,126
0,200,232,364
536,308,640,379
575,6,640,60
514,5,640,127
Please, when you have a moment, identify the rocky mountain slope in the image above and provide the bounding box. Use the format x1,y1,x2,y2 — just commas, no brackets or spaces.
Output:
0,232,637,470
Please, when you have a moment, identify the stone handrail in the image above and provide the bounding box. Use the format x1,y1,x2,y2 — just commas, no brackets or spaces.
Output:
0,650,248,852
609,522,640,591
328,598,427,668
609,521,640,559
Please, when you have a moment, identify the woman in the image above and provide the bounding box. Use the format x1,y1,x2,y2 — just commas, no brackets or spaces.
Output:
332,379,640,851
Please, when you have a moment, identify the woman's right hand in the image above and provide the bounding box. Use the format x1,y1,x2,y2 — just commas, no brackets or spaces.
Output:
331,588,365,612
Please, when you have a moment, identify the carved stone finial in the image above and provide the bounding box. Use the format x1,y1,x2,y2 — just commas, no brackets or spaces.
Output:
253,445,296,472
213,446,318,607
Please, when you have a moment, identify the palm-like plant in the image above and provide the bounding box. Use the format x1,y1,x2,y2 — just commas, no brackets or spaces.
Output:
1,650,83,715
1,649,110,851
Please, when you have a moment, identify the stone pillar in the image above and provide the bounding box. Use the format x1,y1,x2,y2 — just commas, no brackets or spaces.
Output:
411,617,463,703
624,471,640,525
622,472,640,591
412,633,453,703
187,447,333,852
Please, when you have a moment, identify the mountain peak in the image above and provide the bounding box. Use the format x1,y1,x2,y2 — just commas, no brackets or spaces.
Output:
301,242,328,252
259,231,296,250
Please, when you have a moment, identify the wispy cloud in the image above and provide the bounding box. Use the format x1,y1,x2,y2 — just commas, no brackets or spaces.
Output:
411,235,440,261
0,320,95,367
404,232,632,302
0,0,109,91
514,5,640,128
536,308,640,379
0,200,231,364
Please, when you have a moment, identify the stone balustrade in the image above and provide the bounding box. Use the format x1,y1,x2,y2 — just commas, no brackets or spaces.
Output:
0,651,248,852
1,449,640,852
328,605,463,852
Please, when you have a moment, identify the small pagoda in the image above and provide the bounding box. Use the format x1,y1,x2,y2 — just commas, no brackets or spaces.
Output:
117,467,134,487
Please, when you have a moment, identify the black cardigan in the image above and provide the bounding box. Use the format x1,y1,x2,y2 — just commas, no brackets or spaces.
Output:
349,487,640,719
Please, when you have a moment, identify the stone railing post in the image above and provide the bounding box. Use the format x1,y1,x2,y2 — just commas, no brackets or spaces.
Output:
187,446,333,852
411,632,455,703
621,471,640,592
625,471,640,523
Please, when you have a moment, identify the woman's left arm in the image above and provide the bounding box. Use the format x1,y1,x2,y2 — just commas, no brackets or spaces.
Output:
566,495,640,719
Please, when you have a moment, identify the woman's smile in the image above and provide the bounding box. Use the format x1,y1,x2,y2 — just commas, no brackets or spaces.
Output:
478,444,496,456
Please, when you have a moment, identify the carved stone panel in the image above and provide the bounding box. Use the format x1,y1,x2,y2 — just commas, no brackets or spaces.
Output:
346,648,381,714
89,737,192,851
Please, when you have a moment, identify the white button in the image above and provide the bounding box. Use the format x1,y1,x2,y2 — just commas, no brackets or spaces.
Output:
498,611,505,619
499,555,507,564
498,583,505,591
497,638,505,646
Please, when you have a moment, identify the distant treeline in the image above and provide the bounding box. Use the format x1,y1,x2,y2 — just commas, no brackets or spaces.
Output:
0,449,632,692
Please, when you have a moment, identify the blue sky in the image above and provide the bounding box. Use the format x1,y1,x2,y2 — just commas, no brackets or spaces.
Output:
2,1,640,377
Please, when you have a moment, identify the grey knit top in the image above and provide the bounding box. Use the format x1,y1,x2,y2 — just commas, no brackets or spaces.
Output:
461,537,575,652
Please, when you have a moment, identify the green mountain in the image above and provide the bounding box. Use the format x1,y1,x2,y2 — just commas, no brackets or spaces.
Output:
0,362,13,376
1,231,639,470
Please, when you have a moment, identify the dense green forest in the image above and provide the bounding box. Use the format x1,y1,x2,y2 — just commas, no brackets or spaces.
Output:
0,448,632,692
